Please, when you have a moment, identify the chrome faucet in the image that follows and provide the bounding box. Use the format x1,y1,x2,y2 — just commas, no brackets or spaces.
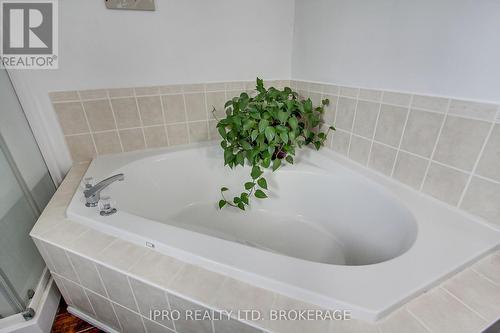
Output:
84,173,124,207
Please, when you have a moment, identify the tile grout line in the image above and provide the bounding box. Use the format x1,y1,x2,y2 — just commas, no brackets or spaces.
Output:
418,99,452,192
125,275,150,333
158,91,171,146
366,91,384,168
203,85,211,141
440,286,489,323
94,263,123,331
133,90,148,150
405,307,435,333
106,91,125,153
346,88,361,161
76,91,99,156
390,95,414,177
470,267,500,287
456,106,498,207
181,93,191,144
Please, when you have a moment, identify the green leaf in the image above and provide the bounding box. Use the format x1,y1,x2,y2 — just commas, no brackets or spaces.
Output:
224,149,233,165
240,193,249,205
251,129,259,141
279,132,289,144
262,157,271,168
255,189,268,199
258,119,269,133
218,200,226,209
240,140,252,150
288,117,298,130
251,165,263,179
221,187,229,192
314,141,322,150
224,100,233,108
257,178,268,189
285,155,294,164
237,202,246,210
272,158,281,171
218,126,227,139
244,182,255,190
264,126,276,142
277,110,288,123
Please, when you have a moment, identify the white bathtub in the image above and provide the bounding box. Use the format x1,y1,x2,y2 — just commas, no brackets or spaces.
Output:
67,142,500,321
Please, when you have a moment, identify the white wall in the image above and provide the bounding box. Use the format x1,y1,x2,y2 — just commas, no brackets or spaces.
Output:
292,0,500,103
10,0,296,181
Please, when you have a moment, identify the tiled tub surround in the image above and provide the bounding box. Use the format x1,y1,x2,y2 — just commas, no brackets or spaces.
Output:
291,80,500,228
50,80,288,163
31,163,500,333
52,79,500,228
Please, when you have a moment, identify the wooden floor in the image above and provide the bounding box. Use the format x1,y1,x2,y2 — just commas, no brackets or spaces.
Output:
51,300,103,333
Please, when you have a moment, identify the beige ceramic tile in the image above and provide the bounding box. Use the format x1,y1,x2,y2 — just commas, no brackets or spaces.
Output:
93,131,122,155
166,123,189,146
400,109,444,158
113,303,146,333
168,293,213,333
349,136,371,165
322,94,337,125
82,99,116,132
67,252,107,296
476,124,500,182
448,100,498,121
112,98,141,128
162,95,187,123
86,291,121,330
443,269,500,321
225,81,246,91
411,95,449,113
374,104,408,147
49,91,79,102
336,97,357,131
422,163,469,205
188,122,209,143
406,288,486,333
208,120,219,141
169,264,226,306
143,319,171,333
339,86,358,98
97,265,138,310
330,319,380,333
309,82,323,93
214,277,275,313
330,130,350,156
52,275,73,305
359,89,382,102
42,242,78,282
40,220,89,248
96,239,149,271
183,83,205,92
60,278,95,316
79,89,107,100
144,125,168,148
323,84,339,95
433,116,491,171
137,96,164,126
377,309,428,333
205,82,226,91
473,254,500,285
54,102,89,135
308,92,322,107
392,152,428,189
68,228,117,258
129,250,184,289
353,101,379,139
119,128,146,152
135,86,160,96
461,177,500,225
213,318,261,333
382,92,411,107
108,87,134,98
159,85,183,94
185,93,207,121
369,143,397,176
207,91,226,120
129,278,174,329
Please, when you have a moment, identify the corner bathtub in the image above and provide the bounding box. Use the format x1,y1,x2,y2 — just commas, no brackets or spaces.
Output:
67,142,500,321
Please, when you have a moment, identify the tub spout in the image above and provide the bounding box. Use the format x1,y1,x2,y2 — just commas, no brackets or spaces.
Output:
84,173,124,207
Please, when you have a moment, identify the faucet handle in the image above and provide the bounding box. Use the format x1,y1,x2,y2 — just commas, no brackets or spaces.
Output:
98,195,117,216
81,177,94,190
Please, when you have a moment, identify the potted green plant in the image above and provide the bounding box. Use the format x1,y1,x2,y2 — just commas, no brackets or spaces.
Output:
213,78,334,210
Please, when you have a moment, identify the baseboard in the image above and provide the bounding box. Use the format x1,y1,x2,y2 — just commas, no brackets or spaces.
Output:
67,307,119,333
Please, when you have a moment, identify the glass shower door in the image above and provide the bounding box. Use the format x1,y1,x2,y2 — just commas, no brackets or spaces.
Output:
0,67,56,319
